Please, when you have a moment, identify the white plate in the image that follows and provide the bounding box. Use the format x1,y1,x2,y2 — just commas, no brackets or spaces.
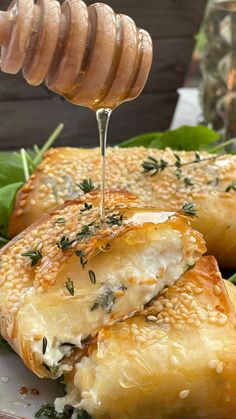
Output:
0,348,58,418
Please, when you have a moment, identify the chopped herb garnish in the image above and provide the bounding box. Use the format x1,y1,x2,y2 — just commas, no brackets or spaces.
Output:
225,181,236,192
174,153,182,169
42,336,47,355
182,202,197,216
80,202,93,213
21,250,42,266
75,249,87,268
78,179,94,194
91,286,115,313
35,403,76,418
107,214,123,227
77,224,97,241
174,168,182,179
55,217,65,224
186,262,196,272
184,177,193,186
81,334,93,347
42,363,59,375
57,236,75,251
65,278,74,296
195,152,201,162
142,156,168,176
89,270,96,284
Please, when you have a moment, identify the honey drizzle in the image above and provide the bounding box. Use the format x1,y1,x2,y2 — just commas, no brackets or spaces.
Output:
96,108,112,221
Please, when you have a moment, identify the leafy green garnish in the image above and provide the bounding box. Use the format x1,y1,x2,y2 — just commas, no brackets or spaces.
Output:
0,123,64,247
119,125,220,151
0,182,23,238
228,273,236,284
182,202,197,216
21,250,42,266
78,179,95,194
35,404,92,419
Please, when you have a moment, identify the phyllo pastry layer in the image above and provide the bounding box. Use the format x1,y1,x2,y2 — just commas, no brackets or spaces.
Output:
9,147,236,266
0,191,205,378
56,257,236,419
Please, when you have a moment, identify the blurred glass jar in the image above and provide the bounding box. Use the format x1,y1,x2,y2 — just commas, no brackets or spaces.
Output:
201,0,236,139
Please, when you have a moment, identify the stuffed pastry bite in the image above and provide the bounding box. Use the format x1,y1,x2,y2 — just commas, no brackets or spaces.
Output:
56,257,236,419
9,147,236,267
0,191,205,378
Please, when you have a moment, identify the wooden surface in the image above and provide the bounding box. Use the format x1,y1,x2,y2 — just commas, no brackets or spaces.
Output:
0,0,207,150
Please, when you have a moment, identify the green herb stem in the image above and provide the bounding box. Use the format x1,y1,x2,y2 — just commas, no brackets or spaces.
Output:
33,123,64,167
20,148,30,181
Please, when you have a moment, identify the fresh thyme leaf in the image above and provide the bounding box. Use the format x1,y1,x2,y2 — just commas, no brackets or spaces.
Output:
42,336,47,355
21,250,42,266
142,156,168,176
89,270,96,284
174,153,182,169
91,287,115,312
228,273,236,284
195,151,201,162
225,181,236,192
57,236,75,251
107,214,123,227
80,203,93,213
182,202,197,216
65,278,74,296
184,177,193,186
78,179,94,194
75,249,88,268
76,225,97,241
55,217,65,224
186,262,196,272
175,168,182,179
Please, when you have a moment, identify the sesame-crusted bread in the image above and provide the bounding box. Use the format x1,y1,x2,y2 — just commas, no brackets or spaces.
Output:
56,256,236,419
0,190,205,378
9,146,236,267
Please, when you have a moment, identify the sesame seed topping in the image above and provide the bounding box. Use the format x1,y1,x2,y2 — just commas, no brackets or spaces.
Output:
179,390,190,399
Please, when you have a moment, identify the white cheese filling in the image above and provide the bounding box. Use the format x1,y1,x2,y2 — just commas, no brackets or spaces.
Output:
16,224,199,372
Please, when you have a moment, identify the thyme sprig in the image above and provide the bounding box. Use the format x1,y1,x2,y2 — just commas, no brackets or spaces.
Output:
57,236,75,251
78,179,94,194
182,202,197,216
21,250,42,266
42,336,47,355
225,181,236,192
76,224,97,241
142,153,220,177
80,203,93,212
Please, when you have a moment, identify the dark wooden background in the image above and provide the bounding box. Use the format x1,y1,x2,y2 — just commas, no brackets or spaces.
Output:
0,0,207,150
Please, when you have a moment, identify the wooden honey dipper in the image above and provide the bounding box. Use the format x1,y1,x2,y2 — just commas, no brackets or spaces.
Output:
0,0,153,110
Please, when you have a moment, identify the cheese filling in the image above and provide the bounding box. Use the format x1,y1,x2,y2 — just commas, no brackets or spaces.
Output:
16,223,200,373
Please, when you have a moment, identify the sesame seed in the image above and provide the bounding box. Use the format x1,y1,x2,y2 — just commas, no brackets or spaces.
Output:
213,285,222,296
179,390,190,399
216,361,224,374
208,359,218,369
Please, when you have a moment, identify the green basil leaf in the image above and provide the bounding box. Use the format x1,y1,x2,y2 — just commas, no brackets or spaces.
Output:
0,152,24,188
150,125,220,151
228,273,236,284
0,182,23,237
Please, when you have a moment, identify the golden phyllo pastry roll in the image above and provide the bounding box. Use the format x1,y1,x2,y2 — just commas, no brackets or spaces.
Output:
9,147,236,267
56,257,236,419
0,191,205,378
